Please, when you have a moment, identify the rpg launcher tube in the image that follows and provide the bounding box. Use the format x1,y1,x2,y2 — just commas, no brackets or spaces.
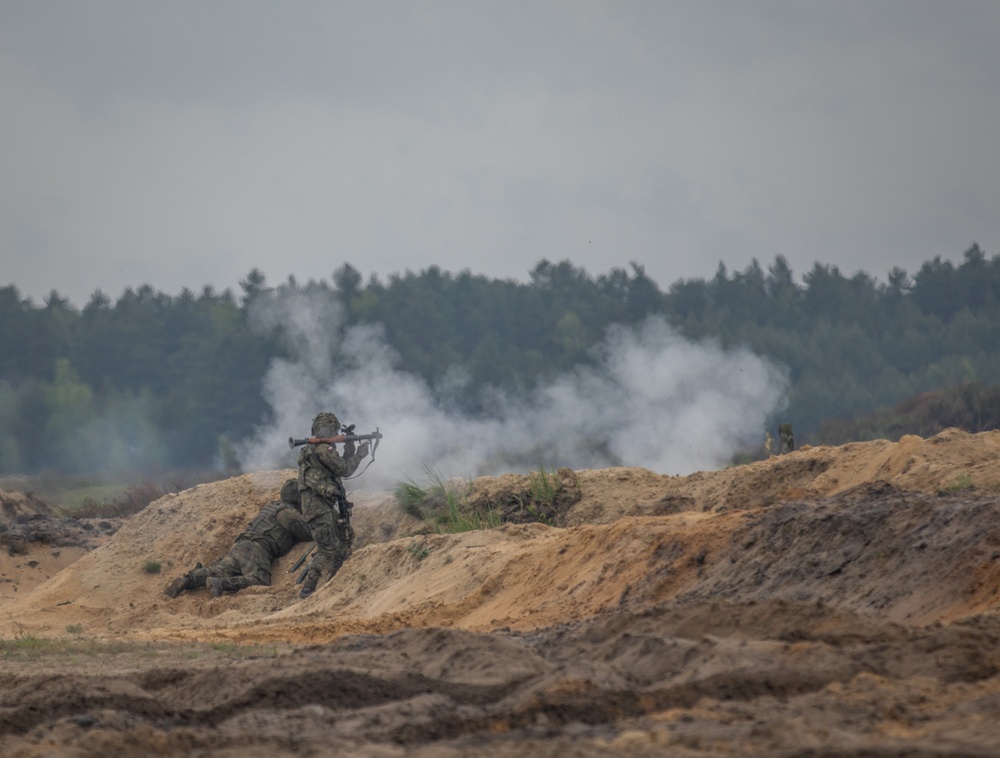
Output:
288,429,383,449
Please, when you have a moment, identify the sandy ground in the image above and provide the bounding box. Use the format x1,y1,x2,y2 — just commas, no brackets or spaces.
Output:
3,428,1000,755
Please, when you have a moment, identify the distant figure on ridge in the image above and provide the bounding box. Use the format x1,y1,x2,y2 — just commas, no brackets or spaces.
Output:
779,423,794,454
164,478,311,598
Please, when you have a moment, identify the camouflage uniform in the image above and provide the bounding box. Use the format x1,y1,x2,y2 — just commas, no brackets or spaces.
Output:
165,479,311,598
779,423,795,454
297,411,368,599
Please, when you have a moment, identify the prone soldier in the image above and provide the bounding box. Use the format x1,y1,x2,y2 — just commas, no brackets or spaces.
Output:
165,478,312,598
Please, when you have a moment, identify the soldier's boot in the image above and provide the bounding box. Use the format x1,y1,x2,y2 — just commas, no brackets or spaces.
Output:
208,577,226,597
326,557,345,582
165,575,192,599
298,568,320,600
209,577,246,597
165,563,207,598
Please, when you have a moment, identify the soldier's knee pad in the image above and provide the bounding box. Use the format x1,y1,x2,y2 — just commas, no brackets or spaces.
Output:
311,523,335,549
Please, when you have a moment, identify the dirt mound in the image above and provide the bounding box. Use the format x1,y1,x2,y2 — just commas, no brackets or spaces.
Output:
465,466,583,525
0,489,54,521
5,427,1000,755
7,428,1000,641
1,487,122,604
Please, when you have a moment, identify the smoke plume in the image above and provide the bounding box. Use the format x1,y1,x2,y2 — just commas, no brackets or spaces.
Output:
236,289,788,489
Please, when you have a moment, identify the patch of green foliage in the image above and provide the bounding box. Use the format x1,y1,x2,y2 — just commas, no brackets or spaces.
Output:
143,560,162,574
394,467,501,534
395,465,577,533
942,473,975,492
439,499,503,533
394,480,430,519
490,466,577,526
528,467,559,505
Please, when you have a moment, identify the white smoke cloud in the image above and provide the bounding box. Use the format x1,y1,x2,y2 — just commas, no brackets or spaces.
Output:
236,289,788,488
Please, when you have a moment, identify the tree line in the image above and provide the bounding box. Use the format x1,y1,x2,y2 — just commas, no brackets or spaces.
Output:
2,243,999,474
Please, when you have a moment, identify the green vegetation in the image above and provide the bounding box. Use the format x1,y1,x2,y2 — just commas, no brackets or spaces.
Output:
395,465,578,532
942,473,975,492
395,468,501,533
394,479,432,520
143,560,162,574
529,467,560,506
6,244,1000,477
439,500,503,533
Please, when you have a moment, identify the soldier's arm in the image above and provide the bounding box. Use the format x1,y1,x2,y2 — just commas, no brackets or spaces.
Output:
276,507,313,542
315,445,363,478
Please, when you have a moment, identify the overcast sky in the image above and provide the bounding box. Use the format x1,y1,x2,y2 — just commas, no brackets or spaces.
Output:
2,1,998,307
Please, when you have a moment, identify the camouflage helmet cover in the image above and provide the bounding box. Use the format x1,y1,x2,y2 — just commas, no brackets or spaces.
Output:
280,478,300,507
311,411,340,436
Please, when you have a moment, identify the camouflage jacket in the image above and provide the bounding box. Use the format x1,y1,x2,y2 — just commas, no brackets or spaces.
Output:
236,500,312,558
297,442,365,504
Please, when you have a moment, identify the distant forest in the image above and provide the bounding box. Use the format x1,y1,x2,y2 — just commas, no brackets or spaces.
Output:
3,243,1000,474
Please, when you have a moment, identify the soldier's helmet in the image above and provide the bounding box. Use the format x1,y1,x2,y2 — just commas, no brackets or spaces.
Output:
280,478,300,508
311,411,340,436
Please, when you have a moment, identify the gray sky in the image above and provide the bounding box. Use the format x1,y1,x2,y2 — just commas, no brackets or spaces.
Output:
3,0,999,307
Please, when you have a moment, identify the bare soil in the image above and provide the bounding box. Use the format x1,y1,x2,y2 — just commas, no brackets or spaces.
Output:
4,428,1000,756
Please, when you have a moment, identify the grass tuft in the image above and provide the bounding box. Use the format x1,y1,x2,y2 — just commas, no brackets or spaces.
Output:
394,481,429,519
942,473,974,492
394,467,500,533
528,466,559,506
395,464,575,533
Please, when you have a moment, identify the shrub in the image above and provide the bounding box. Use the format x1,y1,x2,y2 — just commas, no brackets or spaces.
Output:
395,465,580,533
394,469,498,533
